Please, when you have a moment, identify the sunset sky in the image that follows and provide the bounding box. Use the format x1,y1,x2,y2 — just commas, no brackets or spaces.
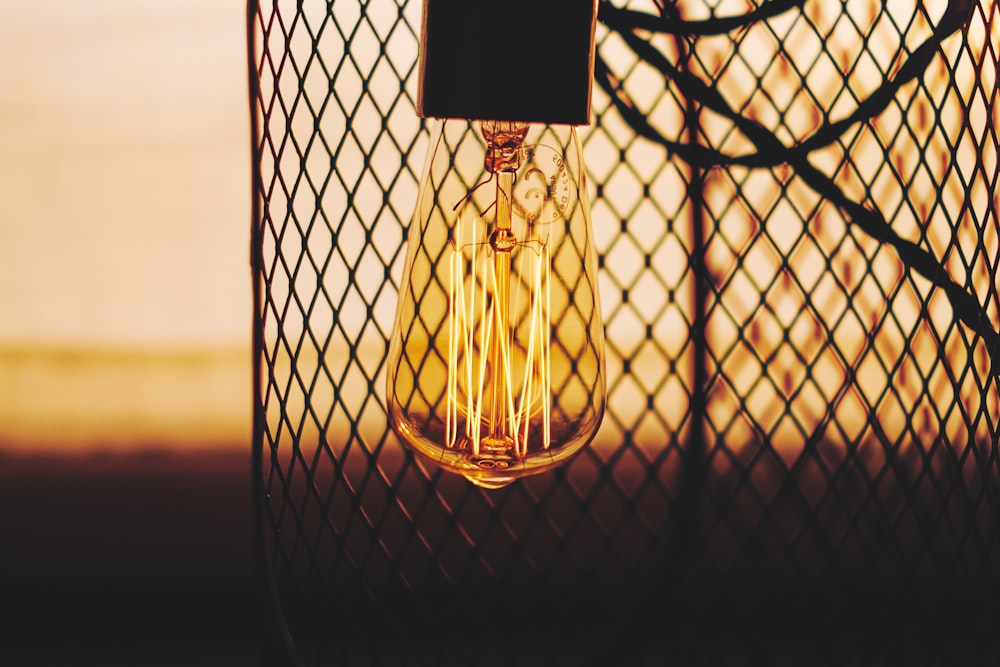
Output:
0,2,252,453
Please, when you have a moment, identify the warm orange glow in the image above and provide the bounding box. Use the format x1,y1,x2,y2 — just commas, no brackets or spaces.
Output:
386,120,606,488
0,346,250,455
248,0,1000,474
0,3,251,455
587,0,1000,465
446,177,554,459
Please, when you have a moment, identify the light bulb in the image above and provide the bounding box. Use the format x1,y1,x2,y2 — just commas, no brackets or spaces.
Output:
387,118,606,488
386,0,603,488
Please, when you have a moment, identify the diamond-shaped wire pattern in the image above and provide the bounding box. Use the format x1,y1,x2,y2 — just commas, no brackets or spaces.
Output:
250,1,1000,664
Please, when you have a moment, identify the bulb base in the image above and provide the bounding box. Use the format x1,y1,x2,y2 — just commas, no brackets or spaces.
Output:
417,0,599,124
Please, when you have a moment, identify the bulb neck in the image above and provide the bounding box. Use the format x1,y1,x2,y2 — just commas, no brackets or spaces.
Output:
481,120,528,173
417,0,599,125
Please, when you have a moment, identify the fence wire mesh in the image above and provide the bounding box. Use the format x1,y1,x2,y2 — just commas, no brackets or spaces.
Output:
249,1,1000,664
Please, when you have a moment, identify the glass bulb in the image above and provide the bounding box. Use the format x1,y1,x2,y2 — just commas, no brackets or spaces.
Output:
387,119,606,489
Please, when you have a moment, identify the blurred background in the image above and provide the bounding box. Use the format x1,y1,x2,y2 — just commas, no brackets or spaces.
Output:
0,2,259,664
3,0,998,664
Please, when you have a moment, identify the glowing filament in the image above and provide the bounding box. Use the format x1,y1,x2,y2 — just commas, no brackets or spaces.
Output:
445,210,551,459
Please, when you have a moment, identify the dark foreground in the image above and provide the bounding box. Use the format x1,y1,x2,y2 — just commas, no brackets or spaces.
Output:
0,450,261,666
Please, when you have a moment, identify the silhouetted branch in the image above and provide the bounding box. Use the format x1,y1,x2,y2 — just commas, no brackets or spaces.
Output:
799,1,974,155
593,58,730,167
791,158,1000,372
598,0,805,37
596,0,999,373
601,0,972,168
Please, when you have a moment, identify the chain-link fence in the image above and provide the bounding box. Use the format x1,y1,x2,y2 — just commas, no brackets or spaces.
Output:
249,1,1000,664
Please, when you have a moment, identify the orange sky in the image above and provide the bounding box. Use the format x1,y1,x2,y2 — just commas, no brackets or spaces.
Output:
0,2,252,454
0,1,250,348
